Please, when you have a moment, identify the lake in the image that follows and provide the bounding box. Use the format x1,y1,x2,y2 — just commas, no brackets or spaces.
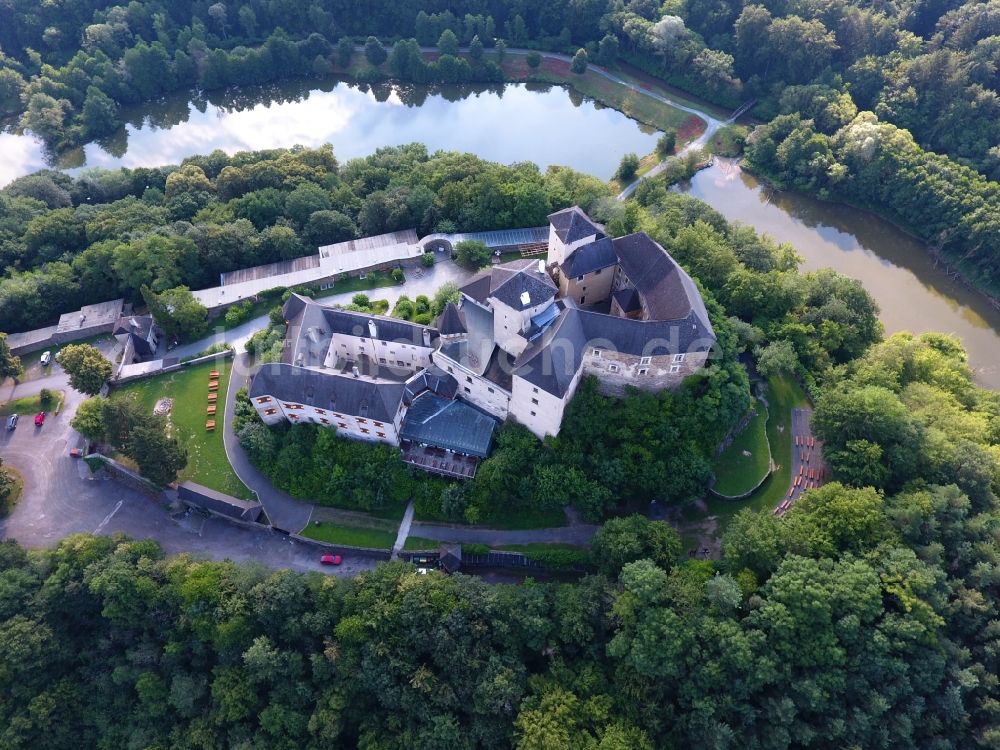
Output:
2,78,997,388
0,79,659,185
681,159,1000,389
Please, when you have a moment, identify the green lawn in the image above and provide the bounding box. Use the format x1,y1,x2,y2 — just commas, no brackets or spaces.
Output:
484,505,568,530
112,358,252,499
328,271,401,295
712,401,770,497
692,375,810,528
0,390,64,417
402,536,441,551
301,521,398,549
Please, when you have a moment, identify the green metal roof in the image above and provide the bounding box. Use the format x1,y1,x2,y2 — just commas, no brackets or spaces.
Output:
400,394,498,458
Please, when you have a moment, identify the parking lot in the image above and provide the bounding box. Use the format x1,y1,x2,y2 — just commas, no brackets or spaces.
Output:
0,392,378,576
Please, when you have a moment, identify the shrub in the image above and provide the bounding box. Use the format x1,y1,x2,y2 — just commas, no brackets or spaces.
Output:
391,267,405,283
421,252,435,267
526,51,541,68
454,239,491,268
616,153,640,182
657,130,677,157
39,388,54,408
571,48,588,74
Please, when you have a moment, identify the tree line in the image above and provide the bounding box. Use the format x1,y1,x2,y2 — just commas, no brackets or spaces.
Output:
0,144,608,332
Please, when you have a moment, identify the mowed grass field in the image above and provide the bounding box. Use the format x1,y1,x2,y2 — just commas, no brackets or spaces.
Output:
712,401,770,497
302,521,398,549
113,358,252,499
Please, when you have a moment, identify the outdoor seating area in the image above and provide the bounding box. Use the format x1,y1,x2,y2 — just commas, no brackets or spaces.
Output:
206,372,220,430
401,443,479,478
774,433,827,516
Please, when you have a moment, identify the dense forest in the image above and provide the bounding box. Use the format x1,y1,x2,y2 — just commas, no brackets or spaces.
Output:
0,144,607,332
4,328,1000,748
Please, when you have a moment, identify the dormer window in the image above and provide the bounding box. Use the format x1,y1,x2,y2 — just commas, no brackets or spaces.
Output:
593,348,602,358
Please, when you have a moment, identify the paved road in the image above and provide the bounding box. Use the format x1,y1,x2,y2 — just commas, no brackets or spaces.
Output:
0,383,377,576
223,351,314,533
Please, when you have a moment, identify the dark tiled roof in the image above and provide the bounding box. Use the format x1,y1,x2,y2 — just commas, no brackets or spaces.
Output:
404,368,459,405
178,481,264,523
560,237,618,278
612,233,715,336
612,287,641,313
322,308,438,347
400,393,498,458
437,303,467,335
114,314,153,339
514,309,588,398
250,362,405,422
282,293,309,323
492,260,558,311
458,272,493,305
548,206,604,244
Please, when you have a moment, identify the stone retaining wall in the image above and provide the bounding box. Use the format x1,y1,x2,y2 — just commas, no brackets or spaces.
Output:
289,532,393,560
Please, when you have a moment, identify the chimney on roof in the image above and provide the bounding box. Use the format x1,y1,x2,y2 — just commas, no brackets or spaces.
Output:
368,319,378,339
422,328,431,347
537,259,545,274
520,291,531,307
352,366,360,378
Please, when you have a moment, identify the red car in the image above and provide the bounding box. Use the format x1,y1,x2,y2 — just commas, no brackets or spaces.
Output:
320,553,343,566
34,412,45,427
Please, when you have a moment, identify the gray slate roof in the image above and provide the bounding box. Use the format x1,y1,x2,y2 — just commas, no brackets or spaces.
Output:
612,233,714,336
250,362,405,422
178,481,265,523
459,259,557,311
400,393,498,458
548,206,604,245
560,237,618,278
437,303,467,335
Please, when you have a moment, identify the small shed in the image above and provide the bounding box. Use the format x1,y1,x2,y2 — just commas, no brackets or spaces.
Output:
439,543,462,574
178,481,265,524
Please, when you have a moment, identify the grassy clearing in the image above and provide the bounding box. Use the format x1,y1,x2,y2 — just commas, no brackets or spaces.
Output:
112,358,252,499
484,505,568,530
329,271,401,295
706,124,748,157
403,536,441,551
712,402,770,497
0,390,64,417
301,521,397,549
1,464,24,516
693,375,809,528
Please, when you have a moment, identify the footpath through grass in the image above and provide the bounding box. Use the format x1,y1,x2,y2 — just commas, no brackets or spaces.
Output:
113,358,252,499
691,375,809,528
711,401,770,497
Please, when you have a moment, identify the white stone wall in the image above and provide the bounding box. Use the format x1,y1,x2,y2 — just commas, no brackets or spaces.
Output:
547,225,598,267
435,353,511,419
509,369,582,439
324,332,434,375
492,297,551,357
251,394,402,445
581,349,710,396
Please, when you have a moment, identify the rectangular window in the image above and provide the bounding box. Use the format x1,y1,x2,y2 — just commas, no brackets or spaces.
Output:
640,356,652,365
609,364,620,373
673,353,685,363
466,376,472,384
397,361,405,367
531,410,537,417
670,364,681,373
357,418,367,424
379,357,386,364
320,418,330,424
315,408,325,415
533,387,538,394
638,368,648,376
338,422,348,428
595,268,602,275
531,398,539,405
284,403,304,410
255,396,271,404
487,387,494,394
360,337,366,342
373,421,383,427
593,348,602,358
577,275,584,281
447,366,453,373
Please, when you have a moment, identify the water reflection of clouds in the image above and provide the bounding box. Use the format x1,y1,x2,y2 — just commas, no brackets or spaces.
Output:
0,133,49,185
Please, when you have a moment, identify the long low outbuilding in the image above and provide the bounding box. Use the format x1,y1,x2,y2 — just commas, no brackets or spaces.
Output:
177,481,266,524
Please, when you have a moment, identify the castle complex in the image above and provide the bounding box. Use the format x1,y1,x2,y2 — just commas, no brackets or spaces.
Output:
249,207,716,475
